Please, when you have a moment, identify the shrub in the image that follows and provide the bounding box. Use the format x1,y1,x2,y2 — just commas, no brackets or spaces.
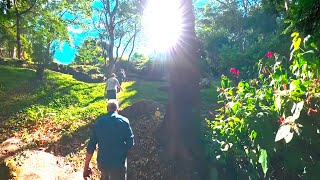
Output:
204,33,320,179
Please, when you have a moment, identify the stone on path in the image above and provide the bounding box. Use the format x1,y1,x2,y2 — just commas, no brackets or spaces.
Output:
17,150,81,180
0,137,26,160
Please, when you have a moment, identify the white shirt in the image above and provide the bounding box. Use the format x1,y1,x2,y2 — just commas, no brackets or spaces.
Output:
106,77,120,90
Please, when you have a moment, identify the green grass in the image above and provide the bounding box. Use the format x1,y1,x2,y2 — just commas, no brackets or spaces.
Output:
0,66,105,144
118,80,168,108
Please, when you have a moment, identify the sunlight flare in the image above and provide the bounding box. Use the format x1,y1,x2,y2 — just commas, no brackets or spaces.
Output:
142,0,184,52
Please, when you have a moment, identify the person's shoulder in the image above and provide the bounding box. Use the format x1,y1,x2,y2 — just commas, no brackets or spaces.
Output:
114,113,129,123
94,114,109,124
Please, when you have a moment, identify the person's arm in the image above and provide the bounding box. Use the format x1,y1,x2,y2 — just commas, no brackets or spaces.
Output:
118,84,123,91
83,126,98,179
124,120,134,149
104,80,108,99
116,79,123,91
83,153,93,179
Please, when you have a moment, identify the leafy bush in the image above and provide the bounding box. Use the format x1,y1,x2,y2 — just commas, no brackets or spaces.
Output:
204,33,319,179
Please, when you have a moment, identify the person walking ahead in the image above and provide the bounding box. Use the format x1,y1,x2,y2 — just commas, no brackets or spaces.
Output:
83,99,134,180
105,73,122,100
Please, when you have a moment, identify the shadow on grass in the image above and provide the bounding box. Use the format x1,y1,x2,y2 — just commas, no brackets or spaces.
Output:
1,69,82,117
0,66,103,143
88,96,104,105
47,121,95,156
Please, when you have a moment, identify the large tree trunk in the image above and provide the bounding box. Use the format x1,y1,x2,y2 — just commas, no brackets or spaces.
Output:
166,0,207,179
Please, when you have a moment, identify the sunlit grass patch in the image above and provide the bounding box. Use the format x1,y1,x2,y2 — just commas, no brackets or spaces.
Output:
118,80,168,109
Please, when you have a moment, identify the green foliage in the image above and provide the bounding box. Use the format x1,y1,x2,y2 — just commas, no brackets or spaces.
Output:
0,0,92,61
284,0,320,39
30,39,52,78
74,38,104,65
196,1,290,77
205,33,320,178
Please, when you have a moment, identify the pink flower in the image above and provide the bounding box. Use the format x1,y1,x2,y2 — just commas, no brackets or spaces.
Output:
230,68,236,74
278,117,285,124
266,51,273,58
236,70,240,76
230,68,240,78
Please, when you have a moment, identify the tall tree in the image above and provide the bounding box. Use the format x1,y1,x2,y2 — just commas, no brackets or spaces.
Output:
74,37,103,65
93,0,143,75
166,0,206,178
27,0,91,78
6,0,37,59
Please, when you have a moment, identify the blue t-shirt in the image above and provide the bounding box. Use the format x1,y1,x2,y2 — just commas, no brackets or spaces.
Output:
87,112,134,168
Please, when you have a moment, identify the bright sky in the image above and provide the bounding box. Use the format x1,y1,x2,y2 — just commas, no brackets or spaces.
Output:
54,0,207,64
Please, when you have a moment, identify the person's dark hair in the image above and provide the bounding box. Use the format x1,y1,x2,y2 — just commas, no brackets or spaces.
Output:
107,99,119,112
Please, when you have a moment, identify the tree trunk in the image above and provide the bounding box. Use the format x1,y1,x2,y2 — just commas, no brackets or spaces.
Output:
36,64,44,80
166,0,207,179
107,25,115,75
16,13,21,60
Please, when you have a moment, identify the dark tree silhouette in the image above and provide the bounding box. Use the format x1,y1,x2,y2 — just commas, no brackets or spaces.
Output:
166,0,208,179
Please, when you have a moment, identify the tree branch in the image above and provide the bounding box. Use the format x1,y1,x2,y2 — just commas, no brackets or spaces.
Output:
114,34,123,62
128,27,140,61
114,16,132,28
120,25,140,60
110,0,119,18
19,0,37,16
101,1,111,36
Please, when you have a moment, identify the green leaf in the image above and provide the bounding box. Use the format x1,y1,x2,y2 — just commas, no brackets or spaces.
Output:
258,149,268,177
231,102,241,114
310,42,318,50
250,130,257,140
221,80,225,89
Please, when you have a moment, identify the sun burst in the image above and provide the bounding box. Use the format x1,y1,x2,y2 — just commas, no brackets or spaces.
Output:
142,0,184,52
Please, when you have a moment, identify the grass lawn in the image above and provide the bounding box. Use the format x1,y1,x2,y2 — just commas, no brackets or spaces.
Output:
0,65,218,171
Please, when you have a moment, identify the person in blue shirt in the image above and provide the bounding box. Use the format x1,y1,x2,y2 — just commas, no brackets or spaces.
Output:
83,99,134,180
